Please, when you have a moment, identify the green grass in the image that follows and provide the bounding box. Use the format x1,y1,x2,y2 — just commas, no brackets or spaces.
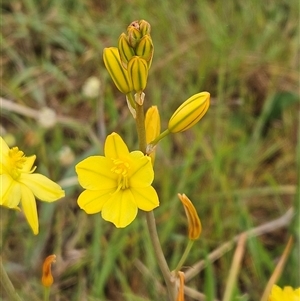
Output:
1,0,299,300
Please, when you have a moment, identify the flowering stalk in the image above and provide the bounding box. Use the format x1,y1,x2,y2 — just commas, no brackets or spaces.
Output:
174,240,194,273
134,95,177,300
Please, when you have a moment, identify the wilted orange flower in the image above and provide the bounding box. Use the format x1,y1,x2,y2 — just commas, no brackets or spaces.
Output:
178,193,202,240
42,254,56,287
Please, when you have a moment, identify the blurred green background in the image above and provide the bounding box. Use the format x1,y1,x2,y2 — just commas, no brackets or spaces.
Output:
1,0,299,300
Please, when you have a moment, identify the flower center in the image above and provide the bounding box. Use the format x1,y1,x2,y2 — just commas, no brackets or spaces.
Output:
111,158,130,189
8,147,26,180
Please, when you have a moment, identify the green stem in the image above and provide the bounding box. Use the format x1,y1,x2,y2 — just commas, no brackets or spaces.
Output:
174,240,194,273
134,99,176,300
43,287,50,301
146,211,177,300
135,103,147,153
149,129,170,147
0,256,23,301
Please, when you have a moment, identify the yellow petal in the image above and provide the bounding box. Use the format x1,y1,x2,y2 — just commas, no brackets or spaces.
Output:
0,136,10,156
76,156,117,190
0,174,21,208
130,186,159,211
20,173,65,202
21,155,36,172
102,189,137,228
145,106,161,144
77,189,113,214
129,150,144,159
130,156,154,187
20,184,39,234
0,137,10,173
105,132,130,158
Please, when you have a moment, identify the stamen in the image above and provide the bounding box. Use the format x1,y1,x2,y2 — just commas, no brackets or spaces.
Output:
8,147,26,179
111,158,130,189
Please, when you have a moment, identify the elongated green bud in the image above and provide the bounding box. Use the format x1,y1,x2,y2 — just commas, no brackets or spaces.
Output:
103,47,133,94
145,106,160,164
139,20,151,36
127,21,142,48
135,34,154,65
127,56,148,93
168,92,210,133
118,33,134,69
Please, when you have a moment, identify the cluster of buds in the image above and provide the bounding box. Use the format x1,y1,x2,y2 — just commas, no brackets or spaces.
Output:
103,20,154,106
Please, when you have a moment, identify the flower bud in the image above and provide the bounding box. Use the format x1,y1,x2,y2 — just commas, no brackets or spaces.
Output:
168,92,210,133
178,193,202,240
103,47,133,94
145,106,160,164
135,34,154,67
139,19,151,36
127,21,142,48
42,254,56,287
118,33,134,69
127,56,148,93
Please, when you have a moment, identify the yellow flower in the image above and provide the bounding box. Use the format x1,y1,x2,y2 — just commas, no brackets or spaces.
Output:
168,92,210,133
0,137,65,235
268,285,300,301
75,132,159,228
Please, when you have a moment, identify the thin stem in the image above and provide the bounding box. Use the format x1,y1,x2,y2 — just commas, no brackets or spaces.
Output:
43,287,50,301
134,99,176,300
146,211,177,300
149,129,170,146
174,240,194,273
135,103,147,154
0,256,23,301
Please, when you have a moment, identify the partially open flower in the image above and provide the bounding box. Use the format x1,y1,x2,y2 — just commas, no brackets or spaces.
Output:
168,92,210,133
42,254,56,287
178,193,202,240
